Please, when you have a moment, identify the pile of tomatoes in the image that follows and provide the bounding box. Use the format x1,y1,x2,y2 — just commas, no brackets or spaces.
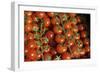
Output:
24,11,90,61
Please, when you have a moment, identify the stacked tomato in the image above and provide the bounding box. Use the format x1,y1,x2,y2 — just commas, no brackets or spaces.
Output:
24,11,90,61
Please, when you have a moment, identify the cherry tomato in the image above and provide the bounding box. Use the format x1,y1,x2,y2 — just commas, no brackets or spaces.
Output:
79,49,86,56
64,22,72,29
45,31,54,40
25,17,33,24
25,24,33,32
74,33,80,40
43,45,51,53
32,23,39,32
51,17,60,26
32,15,39,23
50,49,57,56
72,50,80,58
56,44,67,54
84,46,90,53
53,25,62,34
47,12,55,17
83,38,90,46
80,31,87,38
27,32,34,40
78,24,85,31
72,25,78,32
27,40,36,49
76,16,81,23
65,30,73,38
25,11,33,17
43,17,50,28
76,40,83,48
55,35,65,44
61,52,71,60
36,12,46,18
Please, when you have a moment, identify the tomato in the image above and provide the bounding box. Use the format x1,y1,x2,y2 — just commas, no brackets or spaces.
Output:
50,49,57,56
36,12,46,18
65,30,73,38
70,17,77,25
37,53,42,60
56,44,67,54
53,25,62,34
32,15,39,23
72,25,78,32
76,16,81,23
32,23,39,32
72,50,80,58
64,22,72,29
25,17,33,24
27,32,34,40
79,49,86,56
47,12,55,17
68,13,76,17
78,24,85,31
51,17,60,26
41,37,49,45
25,24,33,32
43,45,51,53
61,52,71,60
80,31,87,38
43,17,50,28
43,53,52,60
27,40,36,49
68,40,74,47
45,31,54,40
25,11,33,17
55,35,65,44
83,38,90,46
27,49,37,61
84,46,90,53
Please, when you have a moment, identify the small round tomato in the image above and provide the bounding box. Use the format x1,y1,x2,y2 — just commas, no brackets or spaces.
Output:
56,44,67,54
72,50,80,58
78,24,85,31
43,53,52,60
65,30,73,38
68,40,74,47
36,12,46,18
50,49,57,56
51,17,60,26
32,23,39,32
55,35,65,44
76,16,81,23
25,11,33,17
41,37,49,45
83,38,90,46
84,46,90,53
25,24,33,32
72,25,78,32
32,15,39,23
43,17,50,28
79,49,86,56
27,40,36,49
27,33,34,40
47,12,55,17
61,52,71,60
70,17,77,25
80,31,87,38
64,22,72,29
45,31,54,40
27,49,37,61
68,13,76,17
25,17,33,24
53,25,62,34
43,45,51,53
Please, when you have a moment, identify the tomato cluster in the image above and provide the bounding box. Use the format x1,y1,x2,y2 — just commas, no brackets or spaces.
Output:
24,11,90,61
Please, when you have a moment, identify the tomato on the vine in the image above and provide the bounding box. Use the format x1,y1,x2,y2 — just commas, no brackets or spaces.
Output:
25,24,33,32
36,12,46,19
45,31,54,40
43,17,50,28
55,35,65,44
53,25,62,34
61,52,71,60
51,17,60,26
47,12,55,17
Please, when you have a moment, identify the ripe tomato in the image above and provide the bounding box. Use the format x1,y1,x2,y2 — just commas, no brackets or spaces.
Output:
76,16,81,23
68,40,74,47
80,31,87,38
61,52,71,60
64,22,72,29
76,40,83,48
74,33,80,40
43,45,51,53
78,24,85,31
79,49,86,56
72,50,80,58
27,40,36,49
51,17,60,26
55,35,65,44
65,30,73,38
84,46,90,53
32,23,39,32
43,17,50,28
25,24,33,32
32,14,39,23
47,12,55,17
56,44,67,54
25,11,33,17
43,53,52,60
27,49,37,61
27,32,34,40
36,12,46,18
25,17,33,24
83,38,90,46
45,31,54,40
53,25,62,34
72,25,78,32
50,49,57,56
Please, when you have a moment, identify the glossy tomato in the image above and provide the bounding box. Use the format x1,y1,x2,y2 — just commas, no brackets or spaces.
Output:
53,25,62,34
45,31,54,40
61,52,71,60
43,17,50,28
51,17,60,26
36,12,46,19
55,35,65,44
25,24,33,32
47,12,55,17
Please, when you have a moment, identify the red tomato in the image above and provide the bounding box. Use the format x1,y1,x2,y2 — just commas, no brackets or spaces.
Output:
78,24,85,31
27,33,34,40
83,38,90,46
55,35,65,44
47,12,55,17
45,31,54,40
25,24,33,32
74,33,80,40
25,11,32,17
76,40,83,48
61,52,71,60
25,17,33,24
72,50,80,58
44,53,52,60
56,44,67,54
43,17,50,28
50,49,57,56
53,25,62,34
32,15,39,22
36,12,46,18
27,40,36,49
65,30,73,38
80,31,87,38
72,25,78,32
84,46,90,53
79,49,86,56
43,45,51,53
51,17,60,26
32,23,39,32
64,22,72,29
